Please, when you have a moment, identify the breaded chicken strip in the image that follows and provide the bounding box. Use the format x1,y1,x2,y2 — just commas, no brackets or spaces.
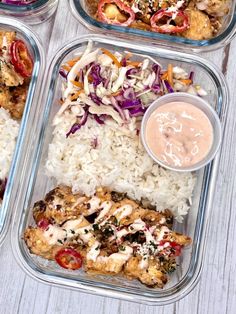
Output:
182,8,213,40
195,0,230,17
124,256,168,288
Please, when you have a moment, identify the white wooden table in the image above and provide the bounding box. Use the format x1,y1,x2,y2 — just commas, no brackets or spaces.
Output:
1,1,236,313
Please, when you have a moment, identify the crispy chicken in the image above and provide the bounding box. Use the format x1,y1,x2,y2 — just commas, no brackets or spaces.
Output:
86,0,230,39
0,31,30,120
24,186,191,288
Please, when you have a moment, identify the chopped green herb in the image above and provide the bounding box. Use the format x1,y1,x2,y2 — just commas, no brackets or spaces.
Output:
93,224,99,231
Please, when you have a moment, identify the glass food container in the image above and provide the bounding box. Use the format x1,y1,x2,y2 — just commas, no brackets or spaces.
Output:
0,0,58,25
11,34,229,305
69,0,236,52
0,17,45,246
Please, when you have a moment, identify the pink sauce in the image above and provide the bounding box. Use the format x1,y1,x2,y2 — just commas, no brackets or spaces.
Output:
145,101,213,168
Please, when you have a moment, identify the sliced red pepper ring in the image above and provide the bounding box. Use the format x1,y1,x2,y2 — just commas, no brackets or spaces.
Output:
10,40,33,78
37,218,50,230
55,248,83,270
150,9,189,34
159,240,182,257
98,0,135,27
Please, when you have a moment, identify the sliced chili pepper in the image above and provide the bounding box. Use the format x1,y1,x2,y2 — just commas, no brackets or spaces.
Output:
98,0,135,27
55,248,83,270
37,218,50,230
150,9,189,34
10,40,33,78
159,240,182,257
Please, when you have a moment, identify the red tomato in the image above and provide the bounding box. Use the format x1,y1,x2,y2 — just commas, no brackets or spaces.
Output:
10,40,33,78
98,0,135,27
55,248,83,270
150,9,189,34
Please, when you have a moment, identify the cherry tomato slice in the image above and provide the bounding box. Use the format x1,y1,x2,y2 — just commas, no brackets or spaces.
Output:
37,218,50,230
10,40,33,78
55,248,83,270
98,0,135,27
150,9,189,34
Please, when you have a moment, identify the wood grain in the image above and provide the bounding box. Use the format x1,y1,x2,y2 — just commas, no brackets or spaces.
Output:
0,0,235,313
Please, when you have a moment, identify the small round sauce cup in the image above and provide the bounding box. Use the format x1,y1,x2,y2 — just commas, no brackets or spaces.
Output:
141,92,222,172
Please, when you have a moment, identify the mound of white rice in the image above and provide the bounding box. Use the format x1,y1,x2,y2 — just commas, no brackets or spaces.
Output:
46,111,196,221
0,107,19,180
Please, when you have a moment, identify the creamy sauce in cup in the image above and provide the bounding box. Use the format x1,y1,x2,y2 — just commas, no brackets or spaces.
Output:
145,101,213,168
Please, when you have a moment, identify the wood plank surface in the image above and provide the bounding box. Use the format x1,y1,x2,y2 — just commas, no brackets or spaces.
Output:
0,0,236,313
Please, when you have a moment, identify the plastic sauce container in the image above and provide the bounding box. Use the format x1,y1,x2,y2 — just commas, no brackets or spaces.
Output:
141,93,222,172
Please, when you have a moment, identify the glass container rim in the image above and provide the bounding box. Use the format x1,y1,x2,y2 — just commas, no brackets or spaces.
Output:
0,16,45,246
69,0,236,51
0,0,53,11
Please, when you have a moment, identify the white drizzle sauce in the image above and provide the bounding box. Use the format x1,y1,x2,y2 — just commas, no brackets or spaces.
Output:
94,201,113,223
42,195,174,269
87,240,101,261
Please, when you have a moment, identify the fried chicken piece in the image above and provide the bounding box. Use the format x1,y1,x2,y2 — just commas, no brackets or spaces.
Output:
0,31,16,48
85,246,133,275
169,231,192,246
33,186,112,226
130,20,152,31
124,256,168,288
195,0,230,17
24,216,90,259
25,185,192,289
101,3,128,24
24,227,62,260
182,7,213,39
0,83,29,119
0,61,24,87
33,186,87,225
120,202,173,228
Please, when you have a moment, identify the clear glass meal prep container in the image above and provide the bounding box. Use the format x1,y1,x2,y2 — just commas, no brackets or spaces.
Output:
0,17,45,246
11,34,229,305
69,0,236,52
0,0,58,25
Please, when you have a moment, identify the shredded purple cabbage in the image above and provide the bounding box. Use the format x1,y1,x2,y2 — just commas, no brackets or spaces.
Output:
121,99,142,109
123,87,136,100
189,71,194,82
90,64,105,87
164,80,174,93
121,58,127,67
90,93,102,106
66,110,89,137
129,107,146,117
59,69,68,79
151,63,162,93
126,68,138,79
94,114,105,125
110,96,126,120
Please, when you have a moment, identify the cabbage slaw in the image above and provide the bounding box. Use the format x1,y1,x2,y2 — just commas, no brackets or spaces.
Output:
59,41,207,137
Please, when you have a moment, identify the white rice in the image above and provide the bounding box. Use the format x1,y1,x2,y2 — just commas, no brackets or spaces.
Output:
46,111,196,222
0,107,19,180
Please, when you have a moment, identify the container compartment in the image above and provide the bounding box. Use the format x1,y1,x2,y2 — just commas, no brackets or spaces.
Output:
69,0,236,51
11,34,228,305
0,17,45,246
0,0,58,25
